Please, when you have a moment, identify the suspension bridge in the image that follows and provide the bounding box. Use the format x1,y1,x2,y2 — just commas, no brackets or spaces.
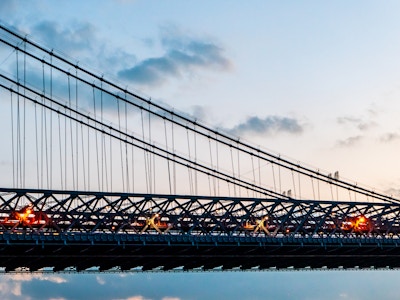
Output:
0,23,399,273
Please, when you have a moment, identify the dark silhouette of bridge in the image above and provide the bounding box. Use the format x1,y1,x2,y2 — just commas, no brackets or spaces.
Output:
0,23,399,273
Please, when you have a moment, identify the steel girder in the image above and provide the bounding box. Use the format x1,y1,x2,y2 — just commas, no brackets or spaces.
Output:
1,232,400,272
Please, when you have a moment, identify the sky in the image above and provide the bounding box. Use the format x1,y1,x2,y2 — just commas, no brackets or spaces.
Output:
2,0,400,299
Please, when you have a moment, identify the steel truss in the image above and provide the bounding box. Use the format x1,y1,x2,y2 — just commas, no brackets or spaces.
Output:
0,188,400,271
0,188,399,237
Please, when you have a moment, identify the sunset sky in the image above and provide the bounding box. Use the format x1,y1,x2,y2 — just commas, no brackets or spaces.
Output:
3,0,400,192
1,0,400,299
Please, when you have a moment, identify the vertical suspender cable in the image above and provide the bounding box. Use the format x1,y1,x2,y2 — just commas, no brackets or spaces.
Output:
100,82,104,190
140,109,149,193
237,141,241,197
317,171,320,200
149,103,155,193
271,164,277,193
311,177,316,200
208,137,214,196
131,130,135,193
93,86,101,191
42,60,48,189
87,111,90,191
49,53,53,189
64,78,68,190
23,41,27,188
148,102,153,193
125,93,130,193
251,154,256,198
230,146,236,197
81,121,86,191
186,127,193,195
75,68,79,190
194,125,198,195
216,133,220,196
110,121,113,192
298,169,301,199
117,94,125,192
15,49,20,187
101,81,108,191
171,115,176,194
164,118,172,194
258,149,261,198
278,160,282,195
58,113,63,190
68,75,75,190
10,91,15,188
291,170,297,199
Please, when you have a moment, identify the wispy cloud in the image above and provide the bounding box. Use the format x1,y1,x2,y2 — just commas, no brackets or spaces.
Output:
96,275,106,285
24,21,231,94
228,115,304,136
115,296,151,300
384,188,400,199
0,274,67,300
189,105,210,122
28,19,137,75
30,21,97,56
8,273,67,284
337,116,375,131
336,135,362,147
380,132,400,143
118,26,231,86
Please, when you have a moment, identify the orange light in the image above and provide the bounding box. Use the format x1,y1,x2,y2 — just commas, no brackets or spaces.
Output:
359,216,365,222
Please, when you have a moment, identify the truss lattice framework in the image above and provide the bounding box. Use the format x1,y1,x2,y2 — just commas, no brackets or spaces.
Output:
0,188,399,237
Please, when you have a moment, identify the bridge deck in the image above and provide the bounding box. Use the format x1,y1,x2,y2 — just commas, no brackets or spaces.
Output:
1,232,400,272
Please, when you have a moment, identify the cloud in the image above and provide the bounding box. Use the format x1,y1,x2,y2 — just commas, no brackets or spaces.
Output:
0,280,22,298
115,296,151,300
7,274,67,284
336,135,362,147
337,116,375,131
228,115,304,136
30,21,97,56
384,188,400,197
0,274,67,300
25,19,138,75
189,105,210,122
118,26,231,86
96,276,106,285
380,132,400,143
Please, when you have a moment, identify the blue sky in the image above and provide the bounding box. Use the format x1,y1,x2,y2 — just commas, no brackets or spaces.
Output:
2,0,400,299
